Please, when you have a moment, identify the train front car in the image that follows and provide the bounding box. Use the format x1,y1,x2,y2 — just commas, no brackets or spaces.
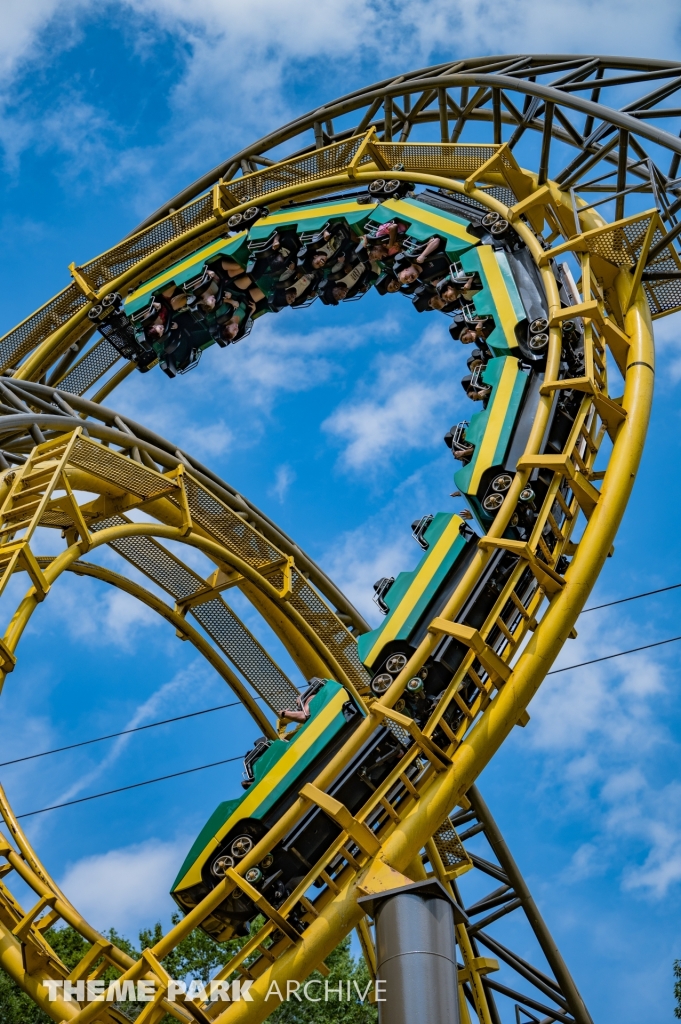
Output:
171,679,360,939
171,679,415,941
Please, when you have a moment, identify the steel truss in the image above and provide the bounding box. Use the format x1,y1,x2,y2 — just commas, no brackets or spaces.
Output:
0,56,680,398
0,53,670,1024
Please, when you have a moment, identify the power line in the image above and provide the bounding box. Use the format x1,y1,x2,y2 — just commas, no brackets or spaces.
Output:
16,754,245,819
0,699,253,768
547,634,681,675
16,633,681,818
5,580,681,776
582,581,681,613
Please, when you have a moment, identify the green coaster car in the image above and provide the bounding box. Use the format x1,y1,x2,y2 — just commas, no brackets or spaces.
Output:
171,679,412,940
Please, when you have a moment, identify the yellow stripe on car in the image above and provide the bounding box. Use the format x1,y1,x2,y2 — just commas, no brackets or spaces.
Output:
469,358,520,492
477,247,521,349
364,515,464,667
127,231,248,304
176,688,349,889
387,198,478,243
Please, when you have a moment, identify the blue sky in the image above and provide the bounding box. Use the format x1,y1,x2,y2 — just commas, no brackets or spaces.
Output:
2,3,681,1021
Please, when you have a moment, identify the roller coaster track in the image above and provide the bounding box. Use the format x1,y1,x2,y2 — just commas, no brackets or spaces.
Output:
0,54,679,1023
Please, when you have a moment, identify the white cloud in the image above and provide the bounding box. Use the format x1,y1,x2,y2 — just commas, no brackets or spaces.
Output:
111,376,235,460
269,463,295,503
4,1,681,200
59,837,187,935
529,655,664,756
525,607,681,898
1,0,679,113
0,3,87,83
182,418,234,459
323,512,417,625
114,317,375,456
318,449,461,624
107,0,681,108
411,0,681,58
622,784,681,897
30,574,159,650
213,318,362,402
323,322,464,472
127,0,378,124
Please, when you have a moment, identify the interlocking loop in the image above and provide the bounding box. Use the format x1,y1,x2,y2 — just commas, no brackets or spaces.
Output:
0,55,671,1024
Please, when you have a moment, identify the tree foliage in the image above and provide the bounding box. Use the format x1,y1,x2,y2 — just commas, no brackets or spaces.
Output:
267,935,376,1024
0,917,377,1024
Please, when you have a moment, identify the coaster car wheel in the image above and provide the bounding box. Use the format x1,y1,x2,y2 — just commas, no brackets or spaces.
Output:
370,673,392,695
231,834,255,859
243,205,267,224
211,854,235,879
490,218,510,237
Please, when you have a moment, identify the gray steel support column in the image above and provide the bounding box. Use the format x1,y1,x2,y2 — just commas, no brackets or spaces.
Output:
359,880,465,1024
467,784,594,1024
